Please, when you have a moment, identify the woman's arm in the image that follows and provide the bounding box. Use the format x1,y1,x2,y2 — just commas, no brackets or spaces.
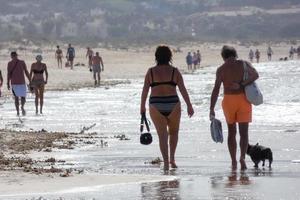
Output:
0,70,3,87
140,69,150,114
29,63,33,82
176,69,194,117
44,64,48,84
209,68,222,120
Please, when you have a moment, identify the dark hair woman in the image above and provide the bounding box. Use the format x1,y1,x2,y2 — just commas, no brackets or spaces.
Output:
30,55,48,115
140,45,194,170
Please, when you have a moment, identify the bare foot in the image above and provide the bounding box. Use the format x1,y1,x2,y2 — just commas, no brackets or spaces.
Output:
170,161,178,168
240,159,247,170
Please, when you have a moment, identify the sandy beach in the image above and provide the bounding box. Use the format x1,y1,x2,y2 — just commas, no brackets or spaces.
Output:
0,42,300,199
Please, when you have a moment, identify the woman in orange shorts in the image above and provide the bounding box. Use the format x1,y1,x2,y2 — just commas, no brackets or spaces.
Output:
209,46,259,170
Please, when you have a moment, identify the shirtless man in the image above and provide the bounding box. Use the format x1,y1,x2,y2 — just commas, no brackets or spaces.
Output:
86,47,94,71
66,44,75,69
55,45,63,68
7,52,31,116
210,46,259,170
92,52,104,86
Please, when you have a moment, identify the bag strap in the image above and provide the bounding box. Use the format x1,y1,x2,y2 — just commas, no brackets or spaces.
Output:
242,61,249,81
140,113,150,133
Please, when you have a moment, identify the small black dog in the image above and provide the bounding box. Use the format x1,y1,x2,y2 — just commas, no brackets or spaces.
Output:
247,143,273,168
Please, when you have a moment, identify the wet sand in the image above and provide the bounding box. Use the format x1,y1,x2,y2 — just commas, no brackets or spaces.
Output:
0,42,300,199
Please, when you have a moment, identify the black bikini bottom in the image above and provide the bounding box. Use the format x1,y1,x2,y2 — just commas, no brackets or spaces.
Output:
149,95,179,116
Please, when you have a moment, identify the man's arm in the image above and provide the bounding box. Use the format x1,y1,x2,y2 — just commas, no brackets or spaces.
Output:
240,61,259,87
7,63,11,90
100,57,104,71
23,62,30,82
209,68,222,120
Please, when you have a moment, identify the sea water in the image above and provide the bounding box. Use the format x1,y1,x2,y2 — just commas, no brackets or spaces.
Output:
0,60,300,199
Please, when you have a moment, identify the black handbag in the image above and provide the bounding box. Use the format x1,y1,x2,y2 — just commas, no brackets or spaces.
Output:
140,113,152,145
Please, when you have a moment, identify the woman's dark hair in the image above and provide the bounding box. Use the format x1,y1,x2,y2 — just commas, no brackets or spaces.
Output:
155,45,172,65
221,45,237,59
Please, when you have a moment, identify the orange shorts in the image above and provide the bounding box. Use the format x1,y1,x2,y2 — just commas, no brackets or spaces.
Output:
222,93,252,124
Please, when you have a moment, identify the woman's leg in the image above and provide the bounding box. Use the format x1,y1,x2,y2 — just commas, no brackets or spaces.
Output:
150,105,169,170
39,85,45,114
167,103,181,168
238,122,249,170
227,123,237,170
34,87,39,114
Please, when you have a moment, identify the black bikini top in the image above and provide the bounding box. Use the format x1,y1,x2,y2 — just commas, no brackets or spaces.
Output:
150,67,177,88
33,69,44,74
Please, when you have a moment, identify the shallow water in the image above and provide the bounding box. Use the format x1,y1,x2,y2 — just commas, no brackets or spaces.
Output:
1,60,300,199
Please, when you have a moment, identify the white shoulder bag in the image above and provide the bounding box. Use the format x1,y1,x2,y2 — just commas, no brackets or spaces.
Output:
243,61,263,106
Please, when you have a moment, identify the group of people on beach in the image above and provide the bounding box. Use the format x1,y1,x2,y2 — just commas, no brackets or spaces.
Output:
249,45,300,63
186,50,201,70
55,44,104,85
141,45,258,171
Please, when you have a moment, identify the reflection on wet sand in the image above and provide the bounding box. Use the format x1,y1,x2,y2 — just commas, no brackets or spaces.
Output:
210,171,254,199
141,179,180,200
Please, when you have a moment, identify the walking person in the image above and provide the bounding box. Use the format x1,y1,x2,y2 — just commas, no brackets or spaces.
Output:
86,47,94,71
267,46,273,61
209,46,259,170
248,49,254,62
30,55,48,115
192,52,198,70
55,45,63,68
7,52,30,116
186,52,193,70
0,69,3,97
289,46,294,59
92,52,104,86
140,45,194,170
66,44,75,69
255,49,260,63
196,50,202,68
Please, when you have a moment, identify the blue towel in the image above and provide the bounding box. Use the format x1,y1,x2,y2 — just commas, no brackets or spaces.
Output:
210,118,223,143
12,84,27,97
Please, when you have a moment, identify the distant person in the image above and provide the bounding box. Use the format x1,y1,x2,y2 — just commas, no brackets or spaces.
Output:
7,52,30,116
186,52,193,70
255,49,260,63
289,46,294,59
267,46,273,61
196,50,202,68
30,55,48,115
248,49,254,62
140,45,194,170
92,52,104,86
210,46,259,170
55,45,63,68
86,47,94,71
0,70,3,97
66,44,75,69
297,46,300,59
192,52,198,70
